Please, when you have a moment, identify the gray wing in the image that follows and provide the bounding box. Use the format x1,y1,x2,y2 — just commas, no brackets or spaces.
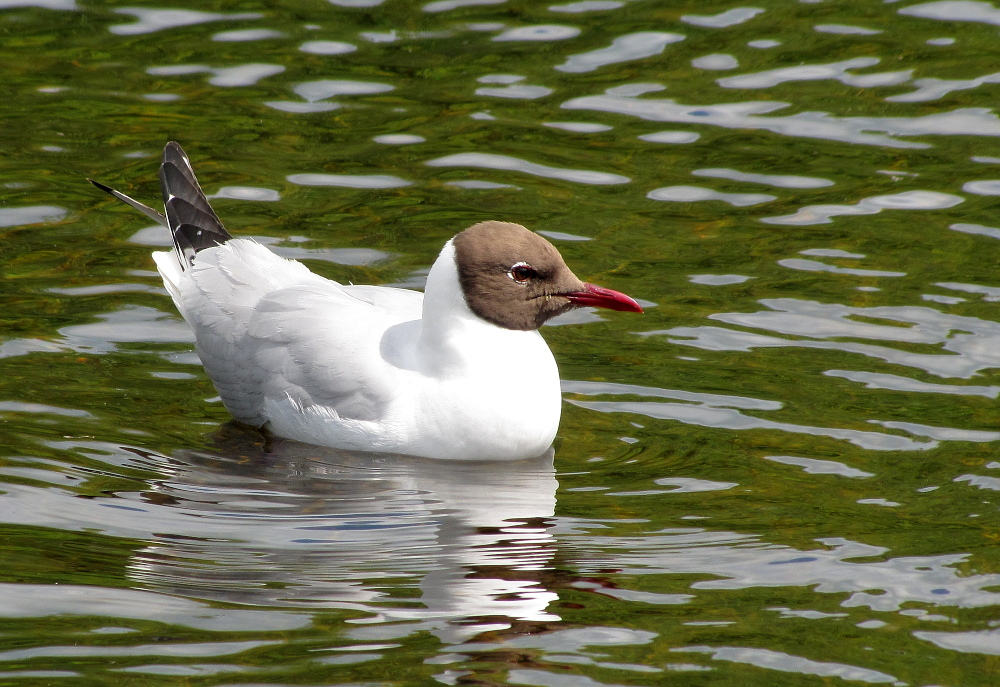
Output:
244,282,424,422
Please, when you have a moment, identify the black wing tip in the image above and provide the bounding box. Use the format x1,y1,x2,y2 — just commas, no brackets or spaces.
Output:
92,143,235,266
88,178,114,194
159,141,234,257
163,141,189,164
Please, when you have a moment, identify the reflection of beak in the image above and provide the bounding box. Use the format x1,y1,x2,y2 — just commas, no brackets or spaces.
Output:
564,283,644,313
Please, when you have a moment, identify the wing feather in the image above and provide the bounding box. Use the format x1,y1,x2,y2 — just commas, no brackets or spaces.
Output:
170,238,422,426
96,143,426,435
159,142,232,266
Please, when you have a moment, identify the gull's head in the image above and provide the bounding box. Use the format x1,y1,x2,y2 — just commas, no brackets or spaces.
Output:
452,221,642,331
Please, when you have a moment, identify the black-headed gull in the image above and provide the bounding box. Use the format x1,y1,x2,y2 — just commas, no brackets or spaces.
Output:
91,142,642,460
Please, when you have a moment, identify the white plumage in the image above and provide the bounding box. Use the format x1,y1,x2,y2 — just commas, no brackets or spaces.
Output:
155,238,561,460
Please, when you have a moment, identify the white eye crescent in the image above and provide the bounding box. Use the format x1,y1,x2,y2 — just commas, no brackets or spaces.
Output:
507,261,537,284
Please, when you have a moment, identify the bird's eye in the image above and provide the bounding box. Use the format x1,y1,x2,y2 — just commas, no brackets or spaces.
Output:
508,262,537,284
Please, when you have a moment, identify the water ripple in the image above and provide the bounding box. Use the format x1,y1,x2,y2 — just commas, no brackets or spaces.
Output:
762,190,963,225
639,130,700,144
299,40,358,55
0,0,76,8
954,474,1000,491
652,477,738,493
563,379,783,410
146,63,285,87
423,0,505,11
764,455,874,478
543,121,612,132
801,248,865,258
692,54,739,71
426,153,629,184
359,29,450,42
717,57,910,90
266,79,393,112
711,299,957,344
870,419,1000,443
0,584,307,630
917,628,1000,656
654,297,1000,379
212,29,283,42
825,369,1000,398
0,401,92,418
777,258,905,277
48,283,164,296
210,186,280,201
493,25,580,41
565,380,933,450
0,205,66,227
668,324,984,379
373,134,426,144
549,1,623,12
59,306,195,349
265,101,340,113
476,82,553,99
446,180,520,190
647,185,776,206
674,646,899,685
693,167,833,189
814,24,882,35
680,7,765,28
961,179,1000,195
689,274,753,285
555,32,685,73
899,0,1000,26
110,7,262,35
294,79,394,101
287,173,411,189
0,640,277,661
570,398,936,451
888,72,1000,103
934,281,1000,301
565,87,1000,147
570,533,1000,612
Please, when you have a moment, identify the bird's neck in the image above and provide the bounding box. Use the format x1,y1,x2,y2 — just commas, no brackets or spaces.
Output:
417,241,550,378
419,240,468,332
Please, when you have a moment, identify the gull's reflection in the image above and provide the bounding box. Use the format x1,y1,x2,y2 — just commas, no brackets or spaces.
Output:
127,425,560,639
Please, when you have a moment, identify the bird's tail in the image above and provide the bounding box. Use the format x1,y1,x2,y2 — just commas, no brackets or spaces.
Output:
89,141,233,270
159,141,232,268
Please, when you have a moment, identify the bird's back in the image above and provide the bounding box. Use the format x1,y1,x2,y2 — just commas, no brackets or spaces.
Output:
155,239,424,428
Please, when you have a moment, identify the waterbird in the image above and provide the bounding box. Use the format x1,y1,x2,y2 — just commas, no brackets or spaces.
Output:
90,142,642,460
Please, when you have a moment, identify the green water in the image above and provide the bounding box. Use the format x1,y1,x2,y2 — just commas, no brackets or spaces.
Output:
4,0,1000,684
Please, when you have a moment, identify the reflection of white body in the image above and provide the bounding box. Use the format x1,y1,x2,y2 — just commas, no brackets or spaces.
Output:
127,435,560,635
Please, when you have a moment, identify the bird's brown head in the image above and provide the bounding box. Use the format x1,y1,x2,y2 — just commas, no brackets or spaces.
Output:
452,221,642,331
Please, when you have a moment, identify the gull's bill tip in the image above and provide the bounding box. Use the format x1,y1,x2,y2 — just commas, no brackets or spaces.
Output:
565,283,643,313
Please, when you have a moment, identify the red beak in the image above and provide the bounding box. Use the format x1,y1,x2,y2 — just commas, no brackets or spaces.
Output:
564,283,643,313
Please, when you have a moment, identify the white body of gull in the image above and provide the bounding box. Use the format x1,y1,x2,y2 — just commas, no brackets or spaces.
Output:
91,142,641,460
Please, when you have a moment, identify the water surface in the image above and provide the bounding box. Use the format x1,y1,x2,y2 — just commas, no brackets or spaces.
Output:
3,0,1000,684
